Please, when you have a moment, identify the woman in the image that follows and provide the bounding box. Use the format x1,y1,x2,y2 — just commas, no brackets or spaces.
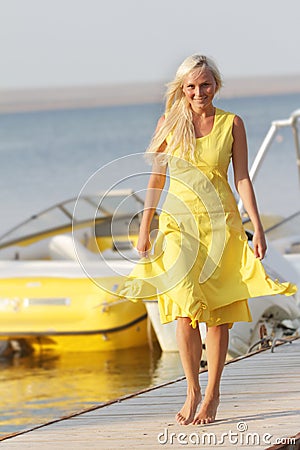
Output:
119,54,296,425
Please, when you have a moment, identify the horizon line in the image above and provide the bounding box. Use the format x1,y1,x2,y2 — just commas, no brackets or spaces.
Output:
0,73,299,114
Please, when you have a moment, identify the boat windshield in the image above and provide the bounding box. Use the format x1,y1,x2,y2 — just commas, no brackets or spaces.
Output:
0,190,144,249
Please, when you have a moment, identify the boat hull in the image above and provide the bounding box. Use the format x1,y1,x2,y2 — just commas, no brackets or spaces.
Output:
0,274,150,353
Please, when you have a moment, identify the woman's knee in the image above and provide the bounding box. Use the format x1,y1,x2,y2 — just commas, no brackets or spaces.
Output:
176,317,200,338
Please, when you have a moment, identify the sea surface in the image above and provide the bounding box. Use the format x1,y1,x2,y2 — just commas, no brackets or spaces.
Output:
0,92,299,436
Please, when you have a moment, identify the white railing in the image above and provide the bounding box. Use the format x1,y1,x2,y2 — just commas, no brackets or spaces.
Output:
239,109,300,215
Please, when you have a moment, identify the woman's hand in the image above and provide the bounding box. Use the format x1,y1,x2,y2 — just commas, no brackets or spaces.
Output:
252,228,267,260
136,229,152,258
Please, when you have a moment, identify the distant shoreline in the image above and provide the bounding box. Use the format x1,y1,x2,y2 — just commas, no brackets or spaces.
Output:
0,74,300,113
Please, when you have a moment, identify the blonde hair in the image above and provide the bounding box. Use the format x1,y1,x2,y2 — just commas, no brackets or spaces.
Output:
145,54,222,164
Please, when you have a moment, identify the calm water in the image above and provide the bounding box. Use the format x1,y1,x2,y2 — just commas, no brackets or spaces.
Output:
0,345,183,436
0,92,300,436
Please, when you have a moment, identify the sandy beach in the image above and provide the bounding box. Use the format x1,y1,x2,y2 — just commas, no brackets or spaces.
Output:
0,74,300,113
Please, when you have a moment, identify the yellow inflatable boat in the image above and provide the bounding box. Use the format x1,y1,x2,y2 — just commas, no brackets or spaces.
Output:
0,190,158,354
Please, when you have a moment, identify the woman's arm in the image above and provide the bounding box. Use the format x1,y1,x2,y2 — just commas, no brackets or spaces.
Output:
137,116,167,257
232,115,267,259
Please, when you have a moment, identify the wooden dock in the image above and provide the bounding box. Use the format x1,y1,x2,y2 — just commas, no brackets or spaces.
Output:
1,337,299,449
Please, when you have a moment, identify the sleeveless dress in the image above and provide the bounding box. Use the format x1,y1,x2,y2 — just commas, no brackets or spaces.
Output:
118,108,297,328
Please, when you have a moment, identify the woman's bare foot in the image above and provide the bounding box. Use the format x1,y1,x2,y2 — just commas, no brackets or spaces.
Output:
192,395,219,425
176,390,202,425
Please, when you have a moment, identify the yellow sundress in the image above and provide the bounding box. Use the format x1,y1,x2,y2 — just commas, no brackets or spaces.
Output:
118,108,297,328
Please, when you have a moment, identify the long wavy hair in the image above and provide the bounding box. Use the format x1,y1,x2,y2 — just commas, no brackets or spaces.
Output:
145,54,223,164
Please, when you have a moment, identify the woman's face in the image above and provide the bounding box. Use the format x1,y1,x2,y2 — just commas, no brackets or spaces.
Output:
182,68,217,113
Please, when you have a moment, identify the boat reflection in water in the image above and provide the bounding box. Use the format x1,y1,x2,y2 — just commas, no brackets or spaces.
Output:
0,344,183,437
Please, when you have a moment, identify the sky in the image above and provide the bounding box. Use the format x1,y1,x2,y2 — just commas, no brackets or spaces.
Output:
0,0,299,89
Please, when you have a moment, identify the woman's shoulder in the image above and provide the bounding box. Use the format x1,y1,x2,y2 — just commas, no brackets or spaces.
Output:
216,108,240,130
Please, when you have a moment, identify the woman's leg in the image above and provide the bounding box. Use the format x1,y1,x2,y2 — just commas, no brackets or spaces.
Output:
176,317,202,425
193,323,229,424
